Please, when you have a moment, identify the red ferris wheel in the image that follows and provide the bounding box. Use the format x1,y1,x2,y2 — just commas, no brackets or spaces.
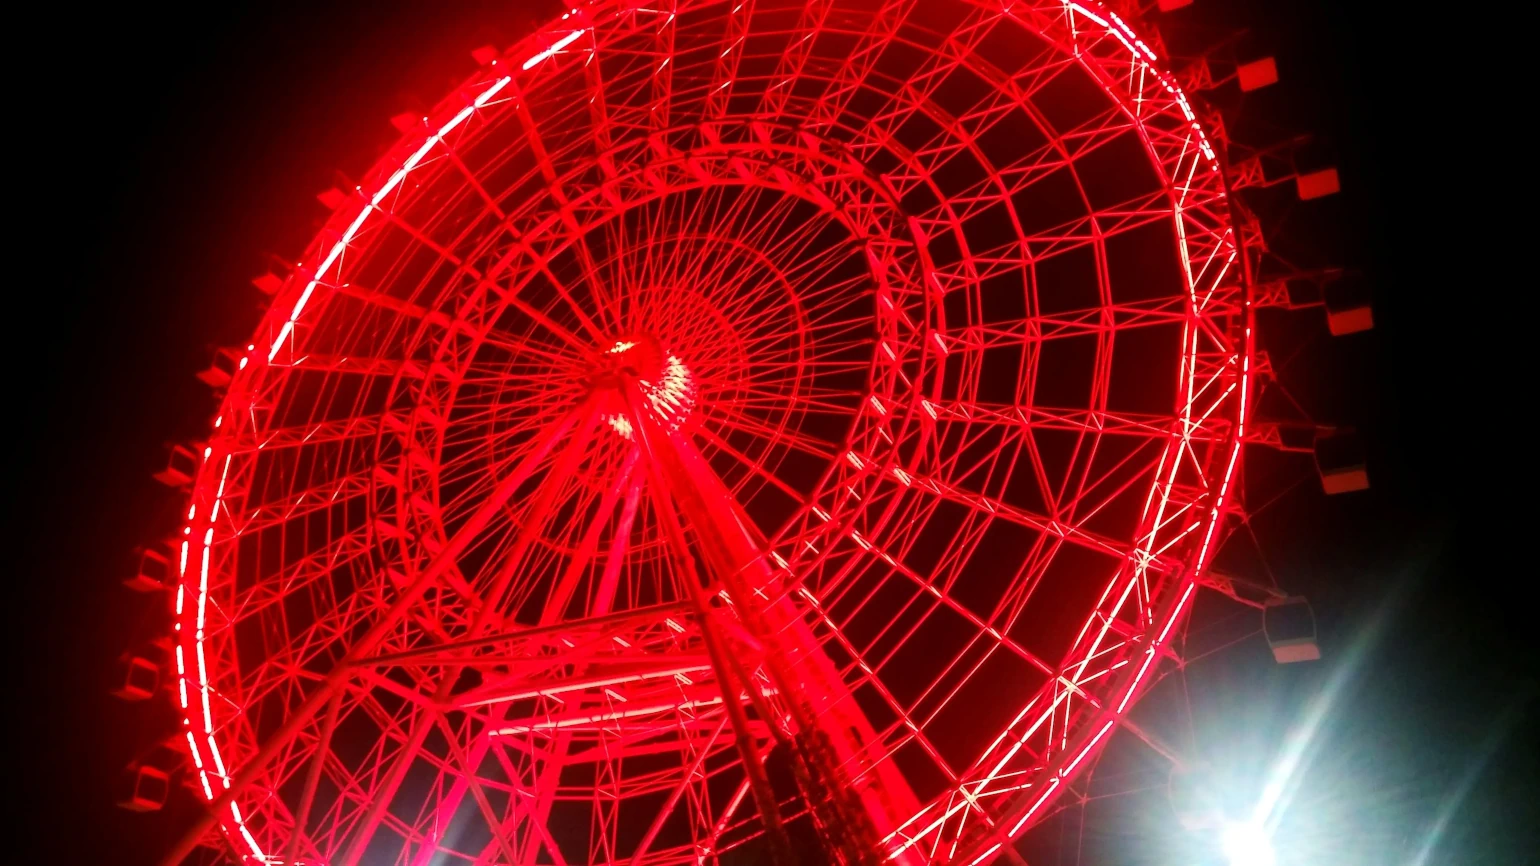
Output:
159,1,1260,863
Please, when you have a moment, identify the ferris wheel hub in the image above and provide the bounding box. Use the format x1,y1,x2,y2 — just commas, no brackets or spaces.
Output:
592,333,665,383
589,333,698,435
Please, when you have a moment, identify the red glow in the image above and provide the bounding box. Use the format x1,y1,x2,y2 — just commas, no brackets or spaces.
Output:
162,2,1252,864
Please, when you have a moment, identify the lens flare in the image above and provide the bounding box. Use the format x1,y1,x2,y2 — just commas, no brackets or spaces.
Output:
1221,820,1277,866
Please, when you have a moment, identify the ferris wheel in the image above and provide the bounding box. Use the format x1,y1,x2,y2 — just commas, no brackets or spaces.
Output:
152,2,1270,863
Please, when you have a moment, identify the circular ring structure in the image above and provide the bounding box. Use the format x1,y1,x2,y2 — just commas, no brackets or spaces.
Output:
170,2,1252,863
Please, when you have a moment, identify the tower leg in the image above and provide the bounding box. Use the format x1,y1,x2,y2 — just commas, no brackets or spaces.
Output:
626,386,923,864
644,458,797,865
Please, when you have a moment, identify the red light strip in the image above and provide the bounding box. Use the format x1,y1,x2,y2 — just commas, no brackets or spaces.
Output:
523,27,586,70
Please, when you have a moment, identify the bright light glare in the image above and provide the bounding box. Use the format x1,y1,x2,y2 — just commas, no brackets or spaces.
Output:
1221,820,1276,866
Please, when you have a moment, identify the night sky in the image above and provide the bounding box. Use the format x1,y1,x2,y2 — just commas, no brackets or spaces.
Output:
15,2,1534,863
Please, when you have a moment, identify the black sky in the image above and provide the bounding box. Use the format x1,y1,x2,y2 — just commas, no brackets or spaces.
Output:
14,2,1534,863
